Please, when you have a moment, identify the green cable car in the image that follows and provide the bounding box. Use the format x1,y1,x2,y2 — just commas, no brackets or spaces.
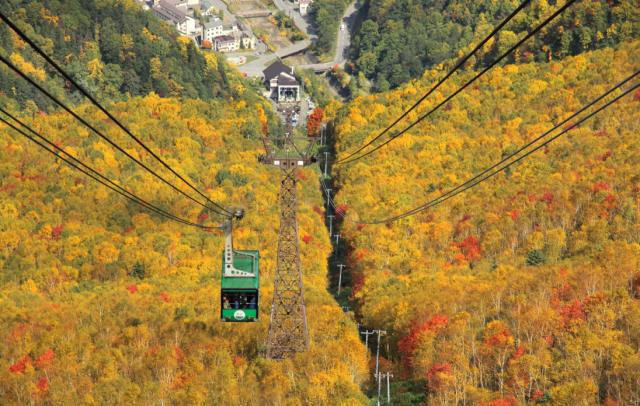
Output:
221,211,259,322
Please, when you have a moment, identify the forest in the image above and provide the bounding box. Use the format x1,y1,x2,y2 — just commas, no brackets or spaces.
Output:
331,40,640,403
309,0,351,55
350,0,640,91
0,1,368,404
2,0,640,403
0,0,235,109
0,95,368,405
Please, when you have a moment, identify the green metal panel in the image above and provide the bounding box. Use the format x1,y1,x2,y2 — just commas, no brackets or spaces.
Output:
221,308,258,322
221,250,259,290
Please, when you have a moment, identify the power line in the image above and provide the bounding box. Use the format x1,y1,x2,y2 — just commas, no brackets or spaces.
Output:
0,53,230,218
338,0,578,165
361,76,640,224
336,0,532,163
0,10,232,217
0,110,220,231
320,176,348,218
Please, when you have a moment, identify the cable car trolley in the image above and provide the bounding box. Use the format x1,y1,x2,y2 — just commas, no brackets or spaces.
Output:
220,209,260,322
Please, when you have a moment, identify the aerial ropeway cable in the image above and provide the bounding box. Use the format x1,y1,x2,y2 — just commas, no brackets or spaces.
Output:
0,53,230,218
358,70,640,224
336,0,532,164
0,109,222,231
0,10,232,217
337,0,579,165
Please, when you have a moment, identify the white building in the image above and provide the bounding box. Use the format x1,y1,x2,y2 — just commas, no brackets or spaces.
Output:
240,33,256,49
263,60,300,102
203,19,224,41
214,35,240,52
152,0,198,36
299,0,311,16
222,23,239,36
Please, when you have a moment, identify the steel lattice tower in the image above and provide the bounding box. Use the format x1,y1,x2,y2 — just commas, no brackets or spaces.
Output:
260,107,317,359
265,168,309,358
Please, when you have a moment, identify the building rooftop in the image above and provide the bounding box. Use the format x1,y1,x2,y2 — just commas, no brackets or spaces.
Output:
215,35,236,43
204,19,223,29
153,1,187,24
263,60,294,82
277,72,299,86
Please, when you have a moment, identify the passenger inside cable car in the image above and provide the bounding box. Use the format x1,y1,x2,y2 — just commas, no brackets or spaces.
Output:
221,289,258,321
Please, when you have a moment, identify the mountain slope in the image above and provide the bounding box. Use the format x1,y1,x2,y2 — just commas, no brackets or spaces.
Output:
0,96,368,404
333,40,640,404
0,0,235,109
351,0,640,91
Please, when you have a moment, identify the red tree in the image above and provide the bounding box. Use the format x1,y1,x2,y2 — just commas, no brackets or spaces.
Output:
9,355,31,374
399,315,449,367
36,377,49,392
426,362,452,391
35,349,55,369
51,224,63,240
306,107,324,137
455,236,481,261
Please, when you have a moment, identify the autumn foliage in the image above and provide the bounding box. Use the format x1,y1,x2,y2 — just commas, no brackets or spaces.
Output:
0,97,367,403
334,41,640,404
306,107,324,137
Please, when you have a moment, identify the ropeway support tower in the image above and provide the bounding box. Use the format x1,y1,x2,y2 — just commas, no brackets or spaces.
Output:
259,108,318,359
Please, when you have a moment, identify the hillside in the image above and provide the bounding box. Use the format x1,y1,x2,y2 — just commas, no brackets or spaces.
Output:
0,0,235,109
0,96,368,404
350,0,640,91
0,0,369,403
332,41,640,404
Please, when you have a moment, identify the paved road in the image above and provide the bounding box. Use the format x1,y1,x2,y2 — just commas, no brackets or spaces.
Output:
236,0,358,77
237,53,277,76
237,40,310,76
298,1,358,72
271,0,316,39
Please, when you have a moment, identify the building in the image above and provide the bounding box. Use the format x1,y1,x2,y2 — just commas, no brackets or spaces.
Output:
299,0,311,16
152,0,198,36
201,0,217,16
222,23,239,36
163,0,200,12
203,19,224,41
203,19,255,51
240,33,256,49
214,35,240,52
263,60,300,102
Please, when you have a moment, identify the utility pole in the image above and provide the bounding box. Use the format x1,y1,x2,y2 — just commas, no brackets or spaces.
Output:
324,187,332,207
337,263,345,295
385,372,394,405
327,214,334,237
376,372,382,406
260,110,318,359
334,233,340,246
323,151,329,176
360,329,375,349
374,329,386,377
